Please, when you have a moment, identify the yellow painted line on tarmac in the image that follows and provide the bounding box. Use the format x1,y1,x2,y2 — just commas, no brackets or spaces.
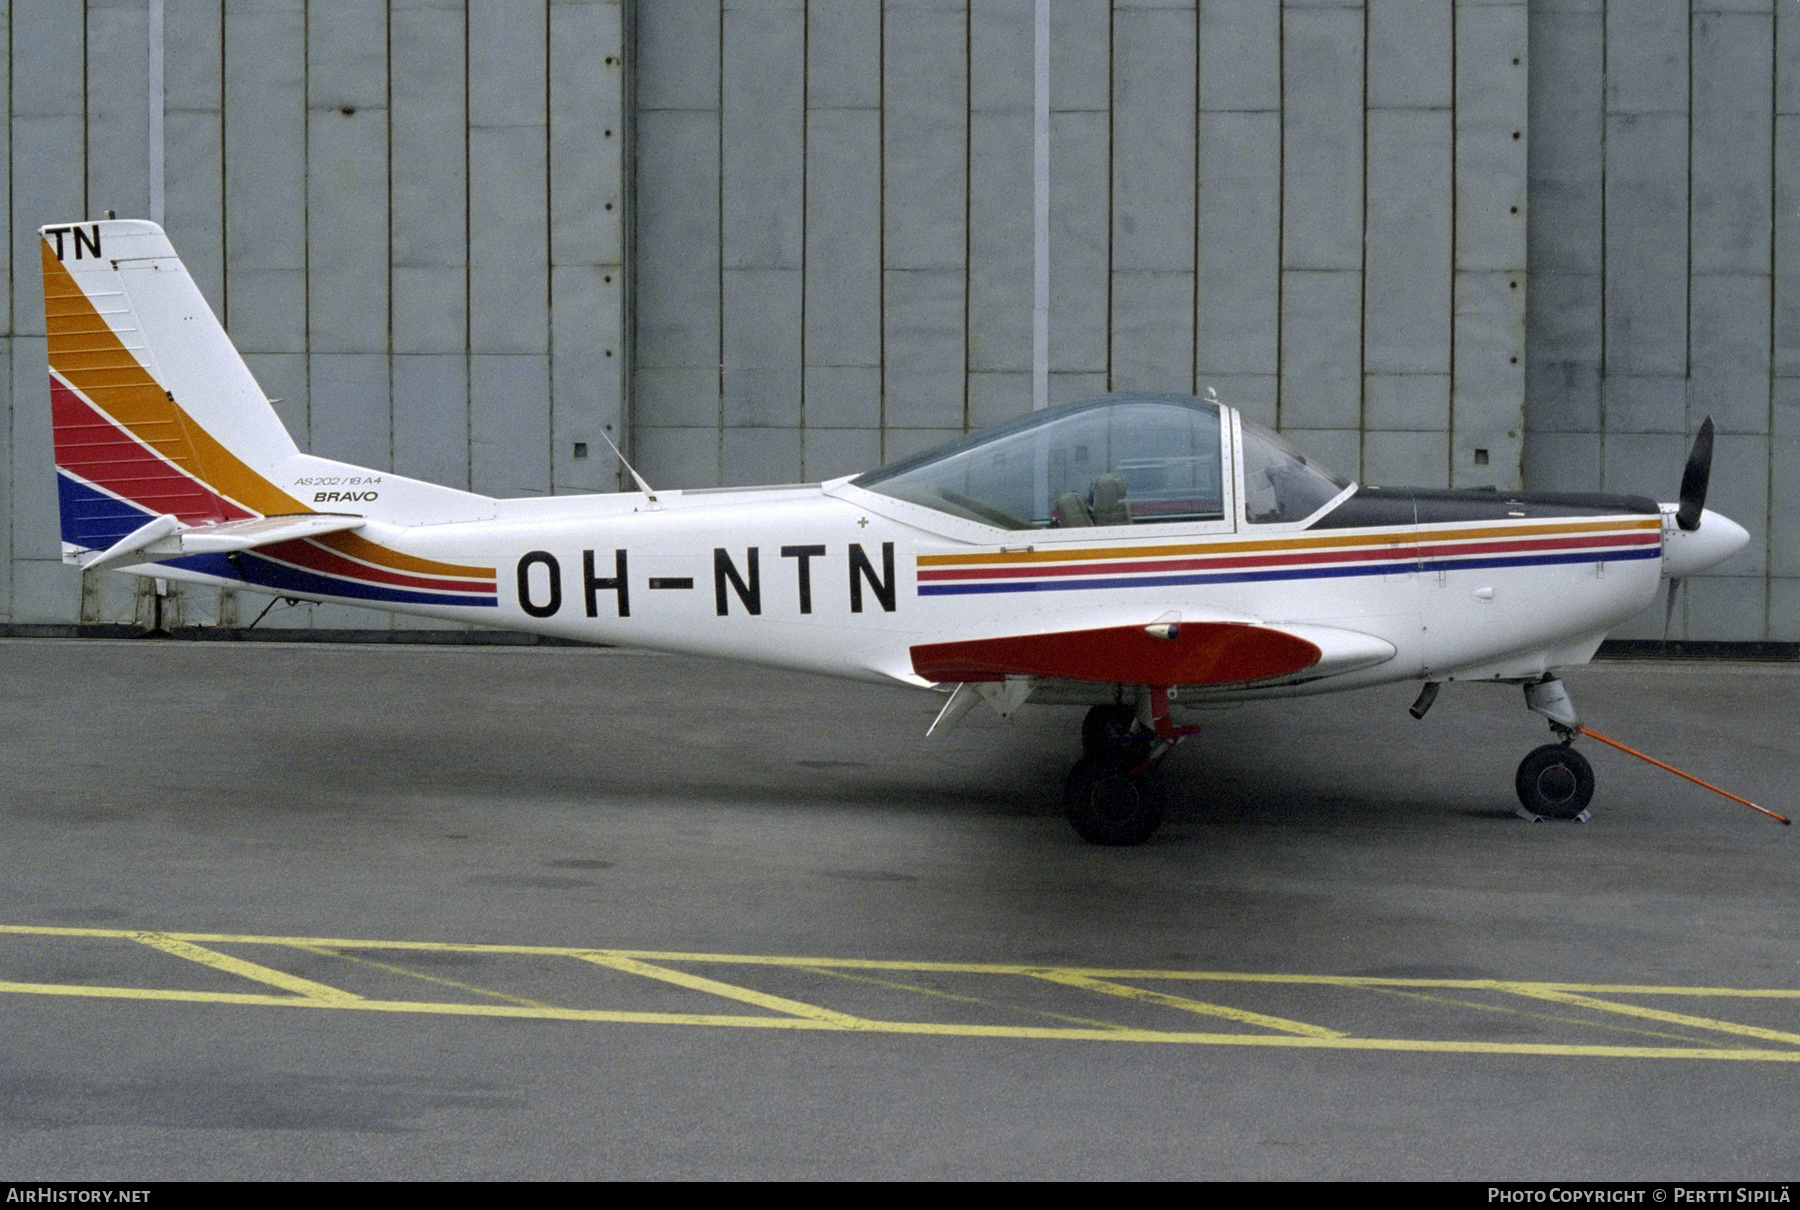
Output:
131,932,362,1004
795,963,1136,1032
4,975,1800,1059
530,950,1800,1002
286,944,556,1010
1358,984,1706,1046
6,926,1800,1002
0,978,830,1027
1498,985,1800,1048
575,951,871,1028
1032,970,1346,1038
4,924,1799,1060
0,980,334,1009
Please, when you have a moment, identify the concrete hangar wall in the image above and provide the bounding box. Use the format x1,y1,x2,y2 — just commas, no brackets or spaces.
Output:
0,2,1793,644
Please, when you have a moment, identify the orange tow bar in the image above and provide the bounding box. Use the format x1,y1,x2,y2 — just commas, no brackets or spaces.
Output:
1576,726,1790,826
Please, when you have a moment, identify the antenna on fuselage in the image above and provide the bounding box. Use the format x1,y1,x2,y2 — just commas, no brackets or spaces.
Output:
598,428,658,502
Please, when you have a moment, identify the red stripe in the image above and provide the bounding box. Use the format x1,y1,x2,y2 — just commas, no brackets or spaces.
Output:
51,379,250,524
1417,532,1658,559
917,531,1659,582
257,537,497,593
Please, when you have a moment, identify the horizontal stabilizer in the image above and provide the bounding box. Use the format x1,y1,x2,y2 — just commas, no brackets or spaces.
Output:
80,512,366,573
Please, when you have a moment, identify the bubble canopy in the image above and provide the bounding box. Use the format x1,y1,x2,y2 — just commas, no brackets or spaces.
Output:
852,394,1351,530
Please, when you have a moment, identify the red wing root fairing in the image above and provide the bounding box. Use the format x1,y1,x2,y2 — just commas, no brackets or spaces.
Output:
910,622,1320,686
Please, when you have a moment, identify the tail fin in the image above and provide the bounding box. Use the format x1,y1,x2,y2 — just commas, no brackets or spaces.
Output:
44,219,500,610
43,220,307,555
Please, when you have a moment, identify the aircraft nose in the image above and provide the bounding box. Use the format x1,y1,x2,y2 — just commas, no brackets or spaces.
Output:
1661,507,1751,579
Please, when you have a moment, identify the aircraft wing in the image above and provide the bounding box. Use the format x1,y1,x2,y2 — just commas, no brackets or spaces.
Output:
910,619,1394,687
78,512,367,573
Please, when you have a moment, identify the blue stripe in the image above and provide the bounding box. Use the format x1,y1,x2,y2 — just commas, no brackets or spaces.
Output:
1430,547,1659,573
58,472,153,549
59,475,495,609
163,551,498,609
917,546,1660,597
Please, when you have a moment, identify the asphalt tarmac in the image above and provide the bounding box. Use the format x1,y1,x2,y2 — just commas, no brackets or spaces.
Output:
1,639,1796,1180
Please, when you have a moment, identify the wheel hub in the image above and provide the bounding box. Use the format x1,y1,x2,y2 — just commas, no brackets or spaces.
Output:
1533,762,1578,805
1089,775,1142,822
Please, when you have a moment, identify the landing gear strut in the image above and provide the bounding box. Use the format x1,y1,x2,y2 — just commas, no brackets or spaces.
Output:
1064,691,1195,845
1080,702,1153,761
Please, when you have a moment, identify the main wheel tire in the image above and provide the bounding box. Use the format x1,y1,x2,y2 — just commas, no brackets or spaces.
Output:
1064,756,1166,846
1515,744,1595,819
1081,703,1152,761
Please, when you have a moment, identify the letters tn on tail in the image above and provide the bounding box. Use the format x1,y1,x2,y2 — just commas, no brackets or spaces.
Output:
40,220,498,611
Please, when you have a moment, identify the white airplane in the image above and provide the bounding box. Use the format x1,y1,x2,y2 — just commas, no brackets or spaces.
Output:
42,219,1754,843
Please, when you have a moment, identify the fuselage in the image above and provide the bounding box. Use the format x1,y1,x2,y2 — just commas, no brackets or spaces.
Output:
141,454,1672,704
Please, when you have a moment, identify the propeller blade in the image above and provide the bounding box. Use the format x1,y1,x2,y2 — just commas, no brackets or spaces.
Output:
1663,578,1680,644
1676,416,1714,532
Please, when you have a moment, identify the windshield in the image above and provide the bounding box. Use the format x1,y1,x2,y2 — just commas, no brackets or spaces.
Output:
854,395,1226,530
1238,417,1352,524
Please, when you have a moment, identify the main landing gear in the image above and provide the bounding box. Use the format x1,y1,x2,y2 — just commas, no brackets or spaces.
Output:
1063,692,1195,846
1513,676,1595,821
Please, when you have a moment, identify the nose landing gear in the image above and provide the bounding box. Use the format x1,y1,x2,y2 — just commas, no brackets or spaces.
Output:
1514,676,1594,821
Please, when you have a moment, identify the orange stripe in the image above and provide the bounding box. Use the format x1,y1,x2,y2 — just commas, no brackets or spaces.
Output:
46,239,298,518
916,517,1661,567
299,533,495,586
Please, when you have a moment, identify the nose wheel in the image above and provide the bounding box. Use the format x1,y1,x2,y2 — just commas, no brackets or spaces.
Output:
1515,743,1595,820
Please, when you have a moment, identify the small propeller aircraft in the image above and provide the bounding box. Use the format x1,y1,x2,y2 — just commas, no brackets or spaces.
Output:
42,219,1754,843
